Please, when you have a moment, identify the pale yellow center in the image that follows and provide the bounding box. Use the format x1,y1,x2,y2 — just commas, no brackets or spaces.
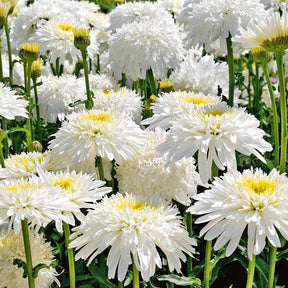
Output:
242,177,276,196
6,153,44,172
54,176,75,192
57,23,73,32
185,95,210,105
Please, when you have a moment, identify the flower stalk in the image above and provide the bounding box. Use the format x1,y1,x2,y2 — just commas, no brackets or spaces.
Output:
132,259,140,288
4,18,13,85
21,218,35,288
63,222,76,288
226,33,235,107
246,254,256,288
268,246,277,288
274,50,287,174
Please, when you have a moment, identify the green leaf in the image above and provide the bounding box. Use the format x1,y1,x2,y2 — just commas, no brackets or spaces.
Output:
13,258,28,278
88,263,117,288
157,274,201,287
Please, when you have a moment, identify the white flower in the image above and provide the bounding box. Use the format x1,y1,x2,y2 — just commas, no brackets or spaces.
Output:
233,9,288,52
85,72,119,91
49,109,145,165
0,83,28,119
158,0,184,16
108,1,175,31
0,177,79,234
0,151,54,179
157,103,273,183
10,0,65,48
115,128,200,205
180,0,266,55
187,168,288,260
34,74,86,123
69,193,196,281
0,228,60,288
92,87,143,123
37,169,111,231
169,53,229,96
109,18,184,81
29,18,82,65
141,91,221,130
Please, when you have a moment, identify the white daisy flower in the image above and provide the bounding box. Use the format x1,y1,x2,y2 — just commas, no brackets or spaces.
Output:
180,0,266,55
85,72,119,91
141,91,221,130
0,83,28,119
188,168,288,260
29,18,82,65
0,228,60,288
108,1,175,31
115,128,201,205
69,193,196,281
92,87,143,123
157,103,273,183
49,109,145,165
0,177,79,234
34,74,86,123
10,0,65,49
158,0,184,16
233,9,288,52
0,151,54,179
169,53,229,96
108,18,184,81
37,169,111,232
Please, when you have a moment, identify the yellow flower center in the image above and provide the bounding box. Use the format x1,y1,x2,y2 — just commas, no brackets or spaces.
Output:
242,177,277,196
84,111,111,123
54,176,75,192
6,153,45,172
57,23,73,32
117,199,146,211
20,43,40,53
185,95,211,105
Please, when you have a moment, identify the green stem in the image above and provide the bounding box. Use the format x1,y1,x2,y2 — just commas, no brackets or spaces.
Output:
32,78,41,142
0,39,3,82
262,63,279,167
275,50,287,174
96,156,105,181
118,281,124,288
226,33,235,107
246,254,256,288
166,282,174,288
268,246,277,288
21,218,35,288
4,19,13,85
1,118,8,157
132,259,140,288
186,212,193,279
0,138,5,167
81,49,93,109
253,63,260,116
25,61,33,149
204,240,212,288
63,222,76,288
146,68,157,97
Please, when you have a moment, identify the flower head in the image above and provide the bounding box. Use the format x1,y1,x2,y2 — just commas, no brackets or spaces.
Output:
0,151,53,179
233,9,288,52
180,0,266,55
0,83,28,119
49,109,145,165
34,74,86,123
0,228,59,288
141,91,221,130
109,18,184,81
0,177,78,233
188,168,288,260
157,103,272,183
115,128,200,205
70,193,196,281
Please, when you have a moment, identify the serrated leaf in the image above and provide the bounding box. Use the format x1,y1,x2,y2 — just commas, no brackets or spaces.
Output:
157,275,201,287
